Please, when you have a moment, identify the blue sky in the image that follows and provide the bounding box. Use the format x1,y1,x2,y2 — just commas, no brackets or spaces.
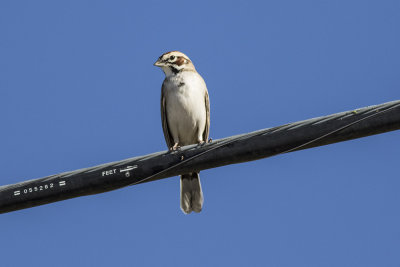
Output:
1,0,399,266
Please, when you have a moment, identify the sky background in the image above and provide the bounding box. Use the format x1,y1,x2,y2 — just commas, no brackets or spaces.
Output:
1,0,399,266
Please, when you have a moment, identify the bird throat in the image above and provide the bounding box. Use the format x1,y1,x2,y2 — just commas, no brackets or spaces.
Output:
169,66,181,74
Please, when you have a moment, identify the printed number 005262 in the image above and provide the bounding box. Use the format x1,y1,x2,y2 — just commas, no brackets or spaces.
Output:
23,183,54,194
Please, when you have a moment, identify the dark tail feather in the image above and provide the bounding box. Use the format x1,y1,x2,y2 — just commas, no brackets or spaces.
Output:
180,172,203,214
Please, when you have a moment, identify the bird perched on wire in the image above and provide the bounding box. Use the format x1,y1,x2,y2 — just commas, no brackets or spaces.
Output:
154,51,210,214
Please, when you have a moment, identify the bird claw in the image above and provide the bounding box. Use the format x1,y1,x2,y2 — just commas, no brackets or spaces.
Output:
197,140,206,147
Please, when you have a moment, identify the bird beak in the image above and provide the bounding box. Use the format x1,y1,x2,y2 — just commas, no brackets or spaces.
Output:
154,59,165,67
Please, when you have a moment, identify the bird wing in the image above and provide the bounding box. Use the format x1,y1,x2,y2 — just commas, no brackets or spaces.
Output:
203,89,210,142
161,81,174,149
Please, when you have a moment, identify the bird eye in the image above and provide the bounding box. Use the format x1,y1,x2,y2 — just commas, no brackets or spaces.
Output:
169,55,175,60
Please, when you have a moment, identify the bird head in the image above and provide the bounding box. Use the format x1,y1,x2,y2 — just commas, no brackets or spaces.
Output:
154,51,196,76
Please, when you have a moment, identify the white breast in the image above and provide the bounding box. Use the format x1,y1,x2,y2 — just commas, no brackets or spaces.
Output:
164,71,208,146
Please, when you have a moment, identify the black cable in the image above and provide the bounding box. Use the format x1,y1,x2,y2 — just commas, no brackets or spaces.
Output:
130,102,400,186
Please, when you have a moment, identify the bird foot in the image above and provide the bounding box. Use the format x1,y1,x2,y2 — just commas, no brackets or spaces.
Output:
170,143,181,151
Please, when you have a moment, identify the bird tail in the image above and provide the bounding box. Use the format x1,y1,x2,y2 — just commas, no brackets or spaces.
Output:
180,172,203,214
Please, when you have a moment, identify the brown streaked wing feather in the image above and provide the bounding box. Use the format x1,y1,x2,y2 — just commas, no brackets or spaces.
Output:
161,81,174,149
203,89,210,141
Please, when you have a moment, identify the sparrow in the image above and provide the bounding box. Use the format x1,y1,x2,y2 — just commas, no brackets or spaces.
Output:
154,51,210,214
